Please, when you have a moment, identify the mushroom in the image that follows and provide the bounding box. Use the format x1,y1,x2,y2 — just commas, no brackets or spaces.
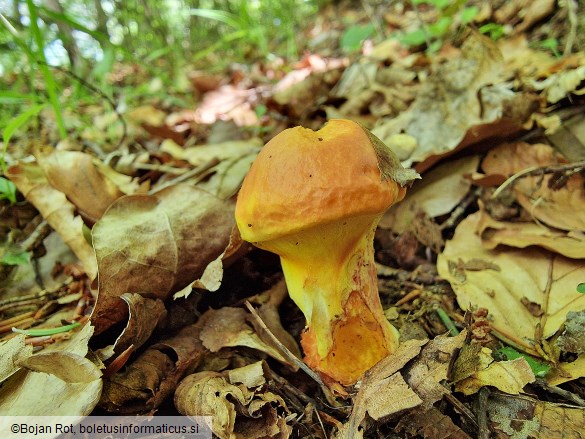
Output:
235,119,419,386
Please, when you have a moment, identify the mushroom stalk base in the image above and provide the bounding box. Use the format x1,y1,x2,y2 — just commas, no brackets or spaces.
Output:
260,214,399,386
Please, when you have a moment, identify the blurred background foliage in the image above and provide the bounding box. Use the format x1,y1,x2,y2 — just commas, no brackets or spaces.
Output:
0,0,326,136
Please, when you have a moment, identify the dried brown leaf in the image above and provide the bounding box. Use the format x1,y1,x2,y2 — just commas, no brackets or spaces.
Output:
37,150,126,223
199,307,300,368
373,32,511,166
175,362,291,439
336,339,426,439
405,332,466,407
101,323,207,413
396,406,473,439
91,184,234,334
109,293,167,356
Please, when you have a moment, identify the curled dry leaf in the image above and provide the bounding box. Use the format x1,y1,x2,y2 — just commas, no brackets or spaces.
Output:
454,347,535,396
6,163,97,279
437,213,585,345
91,184,234,334
482,142,585,232
530,60,585,104
476,203,585,259
37,150,128,224
106,293,167,358
175,362,291,439
100,323,207,413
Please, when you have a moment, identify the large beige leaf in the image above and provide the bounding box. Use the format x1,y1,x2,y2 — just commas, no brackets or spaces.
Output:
437,213,585,346
0,357,102,416
0,336,33,383
6,163,97,279
0,324,101,417
91,184,234,334
482,142,585,231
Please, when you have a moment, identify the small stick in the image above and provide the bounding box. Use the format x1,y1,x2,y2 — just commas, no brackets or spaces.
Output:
444,392,479,431
491,161,585,200
535,378,585,407
395,289,422,306
148,158,220,195
244,301,337,404
477,387,490,439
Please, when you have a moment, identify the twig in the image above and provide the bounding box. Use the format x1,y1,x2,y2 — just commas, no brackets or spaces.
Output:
243,300,338,404
440,187,481,230
443,392,479,431
491,160,585,200
477,387,490,439
0,277,73,309
563,0,578,56
535,378,585,407
148,158,220,195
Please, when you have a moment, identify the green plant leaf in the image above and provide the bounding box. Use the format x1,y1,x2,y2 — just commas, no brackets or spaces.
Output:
340,23,375,53
0,91,41,105
0,176,17,204
92,44,116,79
1,248,31,266
189,8,242,29
499,346,551,378
2,103,46,147
479,23,505,40
428,16,452,38
460,6,479,25
577,283,585,294
399,29,428,47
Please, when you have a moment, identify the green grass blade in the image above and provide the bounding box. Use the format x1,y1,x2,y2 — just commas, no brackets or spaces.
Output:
26,0,67,139
189,9,242,29
1,103,46,172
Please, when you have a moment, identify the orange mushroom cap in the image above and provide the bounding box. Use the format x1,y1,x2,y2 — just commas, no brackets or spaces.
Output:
236,119,413,243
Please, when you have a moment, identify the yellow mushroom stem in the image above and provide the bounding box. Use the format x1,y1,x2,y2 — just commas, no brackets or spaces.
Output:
253,213,399,386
